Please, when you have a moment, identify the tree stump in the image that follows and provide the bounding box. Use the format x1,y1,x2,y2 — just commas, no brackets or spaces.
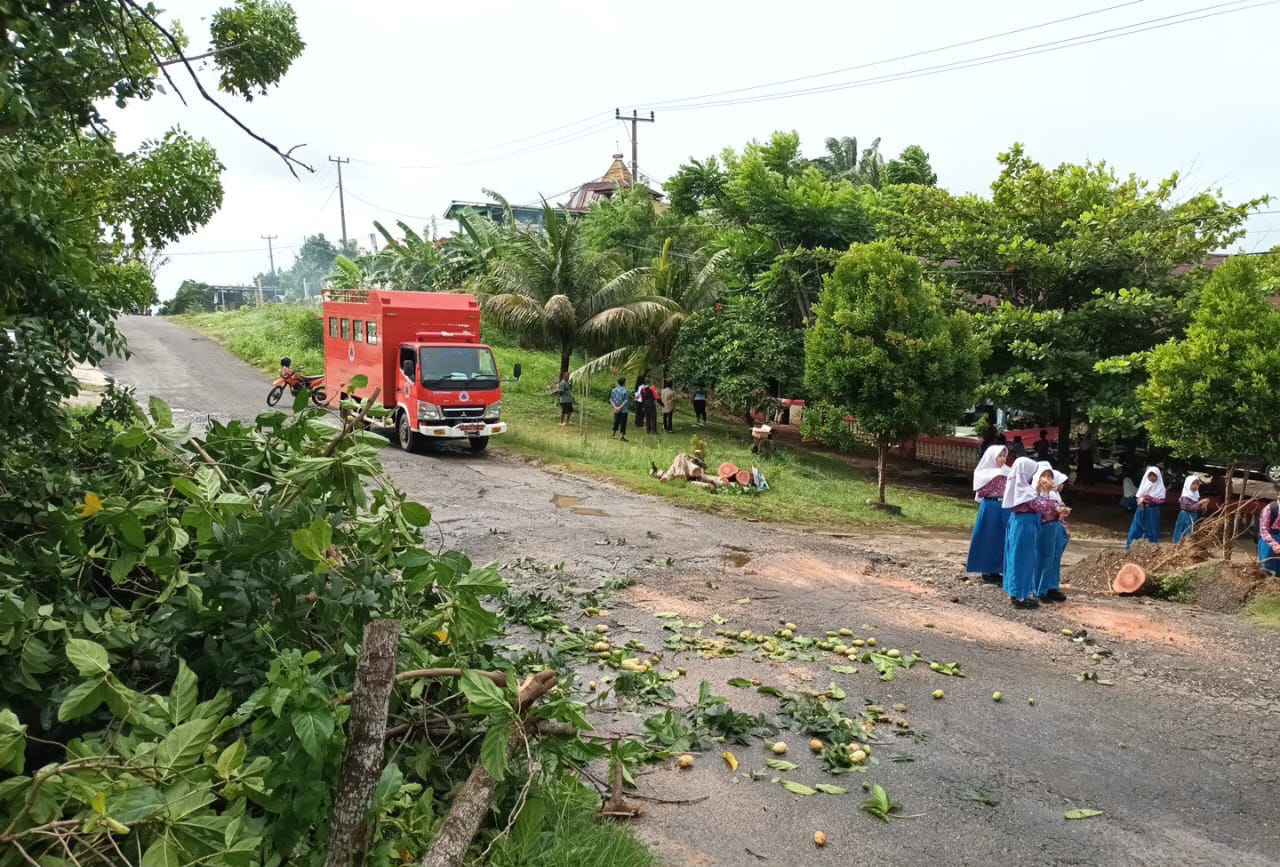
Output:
1113,563,1150,595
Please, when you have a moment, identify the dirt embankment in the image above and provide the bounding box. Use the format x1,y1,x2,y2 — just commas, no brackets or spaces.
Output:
1064,539,1273,613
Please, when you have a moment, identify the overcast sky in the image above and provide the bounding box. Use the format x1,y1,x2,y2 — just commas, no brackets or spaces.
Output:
105,0,1280,300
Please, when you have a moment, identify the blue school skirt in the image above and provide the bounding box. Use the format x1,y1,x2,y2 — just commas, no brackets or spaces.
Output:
965,498,1008,575
1036,521,1069,596
1259,536,1280,578
1173,509,1198,543
1126,505,1161,549
1004,512,1041,601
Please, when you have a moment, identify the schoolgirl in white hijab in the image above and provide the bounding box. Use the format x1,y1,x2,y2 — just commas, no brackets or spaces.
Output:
1003,457,1044,607
965,445,1012,581
972,444,1011,502
1173,474,1205,543
1003,456,1041,510
1136,467,1166,505
1127,466,1166,549
1036,468,1071,602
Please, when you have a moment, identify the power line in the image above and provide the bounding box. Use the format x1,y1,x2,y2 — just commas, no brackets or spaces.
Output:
344,189,435,222
637,0,1149,110
353,119,617,171
660,0,1279,111
163,243,302,257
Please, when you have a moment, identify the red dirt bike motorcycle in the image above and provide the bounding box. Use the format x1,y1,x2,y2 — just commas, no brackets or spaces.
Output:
267,356,328,407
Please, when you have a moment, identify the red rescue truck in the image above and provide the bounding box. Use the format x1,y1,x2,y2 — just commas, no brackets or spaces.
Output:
321,289,519,453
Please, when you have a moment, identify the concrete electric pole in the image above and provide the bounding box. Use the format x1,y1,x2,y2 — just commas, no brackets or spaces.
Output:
615,109,655,187
328,155,350,247
260,234,278,275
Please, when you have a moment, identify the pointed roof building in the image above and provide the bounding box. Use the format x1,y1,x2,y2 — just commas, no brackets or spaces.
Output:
563,153,664,213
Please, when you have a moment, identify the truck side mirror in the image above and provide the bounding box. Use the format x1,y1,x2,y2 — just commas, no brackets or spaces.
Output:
401,360,415,379
512,362,522,380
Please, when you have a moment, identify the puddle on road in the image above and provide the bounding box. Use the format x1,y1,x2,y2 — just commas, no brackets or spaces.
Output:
721,553,752,568
551,494,609,517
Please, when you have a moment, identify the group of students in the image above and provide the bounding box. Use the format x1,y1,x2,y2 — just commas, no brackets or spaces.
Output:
964,445,1072,609
600,377,709,440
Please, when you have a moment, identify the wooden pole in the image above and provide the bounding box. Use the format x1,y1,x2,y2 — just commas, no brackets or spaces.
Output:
324,619,401,867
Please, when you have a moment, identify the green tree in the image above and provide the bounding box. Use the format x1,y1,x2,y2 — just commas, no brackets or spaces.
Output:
159,279,217,315
887,144,1263,464
805,241,983,504
1138,255,1280,551
883,144,937,187
280,233,341,298
371,220,440,290
438,206,510,289
576,239,728,384
475,200,622,378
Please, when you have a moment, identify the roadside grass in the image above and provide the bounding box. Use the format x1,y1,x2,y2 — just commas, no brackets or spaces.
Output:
181,307,978,530
1245,591,1280,629
492,342,977,530
494,778,657,867
181,303,324,374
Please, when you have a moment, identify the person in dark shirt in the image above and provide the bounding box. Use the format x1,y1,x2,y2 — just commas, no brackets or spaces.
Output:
1010,435,1027,458
1033,430,1053,464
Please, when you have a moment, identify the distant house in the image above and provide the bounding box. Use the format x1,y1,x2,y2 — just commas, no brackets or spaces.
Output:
563,153,664,213
214,284,281,311
443,200,550,227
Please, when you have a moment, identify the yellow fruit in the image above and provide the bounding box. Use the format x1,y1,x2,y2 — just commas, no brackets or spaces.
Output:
932,689,945,700
785,622,798,632
810,738,824,753
992,691,1003,702
814,831,827,847
677,754,694,769
833,644,848,655
838,628,853,637
866,637,877,647
1062,629,1074,637
887,649,901,659
595,624,609,634
779,629,794,640
592,641,610,652
588,681,596,690
1028,698,1036,705
892,703,908,712
850,749,867,763
851,639,865,647
770,741,788,755
867,705,884,714
738,630,752,641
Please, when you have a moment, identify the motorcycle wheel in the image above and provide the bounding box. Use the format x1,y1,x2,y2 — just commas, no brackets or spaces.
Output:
311,387,328,406
266,385,284,406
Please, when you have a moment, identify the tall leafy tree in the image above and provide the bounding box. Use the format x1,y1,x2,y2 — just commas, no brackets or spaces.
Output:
371,220,440,290
158,280,217,315
806,241,983,504
883,145,938,187
887,144,1262,464
474,200,623,378
1138,255,1280,551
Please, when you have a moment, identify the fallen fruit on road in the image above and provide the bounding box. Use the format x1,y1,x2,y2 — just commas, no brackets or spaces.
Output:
723,752,738,771
932,689,945,700
814,831,827,847
678,754,694,769
810,738,824,753
992,691,1003,702
1062,629,1074,637
850,749,867,763
595,624,609,634
771,741,789,755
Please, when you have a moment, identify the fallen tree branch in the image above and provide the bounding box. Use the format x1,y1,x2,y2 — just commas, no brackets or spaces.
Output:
324,620,400,867
324,387,382,457
419,671,558,867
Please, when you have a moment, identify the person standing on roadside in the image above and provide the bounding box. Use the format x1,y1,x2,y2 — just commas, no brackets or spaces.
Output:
661,380,676,432
609,376,630,441
1173,474,1207,543
1257,492,1280,578
642,380,659,434
1036,468,1070,603
557,372,574,426
965,444,1011,583
632,376,647,432
1125,466,1166,549
692,384,708,427
1003,456,1043,609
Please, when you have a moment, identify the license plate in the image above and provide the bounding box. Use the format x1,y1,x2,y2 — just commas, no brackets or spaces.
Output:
459,423,484,433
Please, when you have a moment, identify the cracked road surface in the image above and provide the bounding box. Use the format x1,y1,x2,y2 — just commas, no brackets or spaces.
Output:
105,316,1280,866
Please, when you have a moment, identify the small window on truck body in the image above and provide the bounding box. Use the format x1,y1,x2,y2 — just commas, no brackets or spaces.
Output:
328,317,338,338
366,321,378,344
340,318,350,340
354,320,365,343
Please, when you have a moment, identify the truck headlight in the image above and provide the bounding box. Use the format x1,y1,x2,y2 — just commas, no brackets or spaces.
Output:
417,401,441,421
484,401,501,420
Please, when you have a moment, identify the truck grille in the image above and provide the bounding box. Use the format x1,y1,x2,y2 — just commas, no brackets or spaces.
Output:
442,406,485,420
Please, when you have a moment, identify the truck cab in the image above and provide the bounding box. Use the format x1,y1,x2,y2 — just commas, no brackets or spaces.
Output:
395,339,509,452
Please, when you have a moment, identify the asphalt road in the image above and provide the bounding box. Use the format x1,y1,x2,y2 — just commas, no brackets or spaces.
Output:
104,316,1280,867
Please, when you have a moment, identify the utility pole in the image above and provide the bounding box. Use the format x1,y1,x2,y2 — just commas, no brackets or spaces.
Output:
369,232,377,254
328,155,350,247
260,234,278,274
615,109,655,187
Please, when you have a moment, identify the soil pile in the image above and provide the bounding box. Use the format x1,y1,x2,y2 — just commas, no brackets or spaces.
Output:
1063,541,1269,613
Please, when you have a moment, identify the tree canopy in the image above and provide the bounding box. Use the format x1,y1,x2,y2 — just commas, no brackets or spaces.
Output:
886,143,1262,459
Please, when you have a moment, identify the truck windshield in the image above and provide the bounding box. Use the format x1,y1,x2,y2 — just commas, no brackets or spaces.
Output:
419,346,499,391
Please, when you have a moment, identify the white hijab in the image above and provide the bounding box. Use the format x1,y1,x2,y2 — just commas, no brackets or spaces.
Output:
972,445,1011,501
1136,467,1166,501
1003,457,1040,509
1181,475,1201,503
1049,470,1068,504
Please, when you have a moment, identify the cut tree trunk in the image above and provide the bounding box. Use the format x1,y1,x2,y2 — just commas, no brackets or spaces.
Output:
324,619,401,867
420,670,559,867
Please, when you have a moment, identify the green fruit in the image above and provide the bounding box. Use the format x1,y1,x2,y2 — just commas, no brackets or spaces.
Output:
992,691,1003,702
1028,698,1035,705
887,649,901,659
932,689,944,700
866,637,877,647
1061,629,1074,637
838,628,853,637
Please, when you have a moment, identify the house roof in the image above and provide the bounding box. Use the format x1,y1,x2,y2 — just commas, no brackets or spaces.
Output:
563,153,663,212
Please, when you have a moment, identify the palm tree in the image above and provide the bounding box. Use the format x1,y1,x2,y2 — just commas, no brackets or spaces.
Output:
438,205,508,289
575,238,728,385
371,220,440,290
815,136,859,179
474,199,631,379
326,254,370,290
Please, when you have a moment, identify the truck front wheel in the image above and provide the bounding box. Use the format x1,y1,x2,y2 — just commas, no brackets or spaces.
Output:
397,410,426,454
468,436,489,453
